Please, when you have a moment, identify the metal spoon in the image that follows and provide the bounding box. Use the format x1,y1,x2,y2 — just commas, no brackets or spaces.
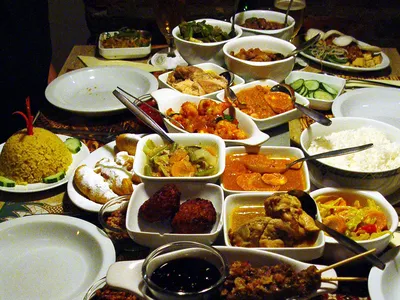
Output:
283,0,294,27
284,33,321,58
229,0,240,38
287,189,386,270
270,83,332,126
112,90,175,144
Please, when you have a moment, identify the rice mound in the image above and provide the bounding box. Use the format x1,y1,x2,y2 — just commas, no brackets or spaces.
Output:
0,127,72,184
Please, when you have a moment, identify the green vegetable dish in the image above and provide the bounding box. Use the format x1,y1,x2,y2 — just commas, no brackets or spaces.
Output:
289,79,338,101
143,140,218,177
178,20,230,43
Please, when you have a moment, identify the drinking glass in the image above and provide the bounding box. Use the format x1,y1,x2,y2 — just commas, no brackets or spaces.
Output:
274,0,306,42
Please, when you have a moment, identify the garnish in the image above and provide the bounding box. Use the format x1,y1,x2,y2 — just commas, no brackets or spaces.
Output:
13,97,34,135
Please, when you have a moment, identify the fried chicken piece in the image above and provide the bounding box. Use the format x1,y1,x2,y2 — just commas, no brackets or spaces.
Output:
229,217,271,247
171,198,216,233
138,183,181,222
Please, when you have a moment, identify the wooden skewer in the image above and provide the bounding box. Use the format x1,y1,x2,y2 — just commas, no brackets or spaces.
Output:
317,248,377,274
321,277,368,282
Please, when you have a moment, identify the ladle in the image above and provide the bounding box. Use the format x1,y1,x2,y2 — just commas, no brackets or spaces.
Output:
284,33,321,58
270,83,332,126
288,189,386,270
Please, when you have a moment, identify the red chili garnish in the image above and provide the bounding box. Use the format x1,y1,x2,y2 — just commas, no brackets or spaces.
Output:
357,224,378,234
13,96,34,135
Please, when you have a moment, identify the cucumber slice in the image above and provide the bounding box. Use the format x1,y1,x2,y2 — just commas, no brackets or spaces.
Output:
300,86,309,96
314,90,334,100
307,91,314,98
321,82,338,95
304,80,320,91
43,171,66,184
290,79,304,91
0,176,16,187
297,85,306,96
64,138,82,154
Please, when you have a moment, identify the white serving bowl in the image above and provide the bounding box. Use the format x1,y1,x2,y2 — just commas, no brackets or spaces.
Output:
172,18,242,66
216,79,310,130
223,35,296,82
300,117,400,196
310,187,398,262
158,62,245,100
285,71,346,111
151,88,270,146
133,133,225,184
223,193,325,261
125,182,224,249
233,10,295,41
221,146,310,195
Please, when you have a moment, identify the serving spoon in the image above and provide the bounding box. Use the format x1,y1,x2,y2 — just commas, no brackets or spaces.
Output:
284,33,321,59
288,189,386,270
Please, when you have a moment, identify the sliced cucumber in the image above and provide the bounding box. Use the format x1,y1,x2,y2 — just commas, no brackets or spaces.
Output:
321,82,338,95
0,176,16,187
64,137,82,154
304,80,320,91
300,86,309,96
307,91,314,98
43,171,66,184
290,79,304,91
314,90,334,101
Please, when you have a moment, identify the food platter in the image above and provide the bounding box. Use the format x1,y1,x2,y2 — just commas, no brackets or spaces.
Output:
0,215,115,300
0,135,90,193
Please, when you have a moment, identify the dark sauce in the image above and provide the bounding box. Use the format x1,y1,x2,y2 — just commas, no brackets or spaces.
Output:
150,257,221,293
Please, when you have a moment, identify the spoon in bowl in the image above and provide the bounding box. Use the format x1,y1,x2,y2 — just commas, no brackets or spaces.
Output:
284,33,321,59
288,189,385,270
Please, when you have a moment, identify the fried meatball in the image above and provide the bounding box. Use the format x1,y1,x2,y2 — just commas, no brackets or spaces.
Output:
171,198,216,233
139,184,181,222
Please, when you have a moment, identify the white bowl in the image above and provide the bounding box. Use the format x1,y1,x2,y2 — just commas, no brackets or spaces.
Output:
133,133,225,183
223,35,296,81
151,88,270,146
233,10,295,41
172,18,243,66
300,117,400,196
223,193,325,261
158,62,245,100
310,187,398,262
221,146,311,195
125,182,224,248
98,30,151,59
216,79,310,130
285,71,346,111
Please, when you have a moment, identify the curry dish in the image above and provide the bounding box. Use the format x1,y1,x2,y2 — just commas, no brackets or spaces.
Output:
231,48,284,62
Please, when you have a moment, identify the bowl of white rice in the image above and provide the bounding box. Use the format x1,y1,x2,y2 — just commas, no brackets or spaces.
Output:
300,117,400,196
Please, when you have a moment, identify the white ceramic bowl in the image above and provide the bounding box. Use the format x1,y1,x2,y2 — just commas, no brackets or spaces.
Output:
158,62,245,100
221,146,311,195
98,30,151,59
216,79,310,130
285,71,346,111
223,193,325,261
172,18,243,66
300,117,400,196
125,182,224,249
233,10,295,41
151,88,270,146
310,187,398,262
133,133,225,183
223,35,296,82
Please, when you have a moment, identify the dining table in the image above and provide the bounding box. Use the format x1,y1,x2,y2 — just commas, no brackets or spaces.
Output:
1,43,400,300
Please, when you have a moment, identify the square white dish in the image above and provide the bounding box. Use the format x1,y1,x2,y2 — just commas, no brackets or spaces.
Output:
216,79,309,130
125,182,224,248
157,62,245,99
285,71,346,111
223,193,325,261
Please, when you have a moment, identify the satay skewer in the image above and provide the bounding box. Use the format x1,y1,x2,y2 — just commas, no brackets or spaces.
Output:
317,248,377,274
321,277,368,282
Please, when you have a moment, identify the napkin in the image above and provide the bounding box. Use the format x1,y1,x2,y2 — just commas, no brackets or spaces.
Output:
78,56,165,72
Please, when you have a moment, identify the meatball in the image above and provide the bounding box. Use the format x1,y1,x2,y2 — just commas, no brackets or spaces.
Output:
171,198,216,233
139,184,181,222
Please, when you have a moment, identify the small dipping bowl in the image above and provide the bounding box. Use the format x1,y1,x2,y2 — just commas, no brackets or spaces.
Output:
142,241,228,300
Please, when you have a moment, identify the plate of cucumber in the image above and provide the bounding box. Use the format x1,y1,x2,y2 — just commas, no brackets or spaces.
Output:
285,71,346,110
0,135,90,193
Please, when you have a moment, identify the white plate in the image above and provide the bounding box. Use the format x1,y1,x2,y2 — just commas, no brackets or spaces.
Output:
0,135,89,193
0,215,115,300
45,66,158,115
368,246,400,300
67,139,140,212
106,246,337,299
300,44,390,72
332,87,400,128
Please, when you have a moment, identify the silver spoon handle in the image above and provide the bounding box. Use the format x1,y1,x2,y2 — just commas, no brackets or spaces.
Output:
294,102,332,126
113,90,174,144
287,143,373,169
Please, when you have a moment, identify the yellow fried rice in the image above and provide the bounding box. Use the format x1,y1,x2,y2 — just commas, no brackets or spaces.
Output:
0,127,72,184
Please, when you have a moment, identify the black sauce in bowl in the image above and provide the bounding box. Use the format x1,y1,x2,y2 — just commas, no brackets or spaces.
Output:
150,257,221,293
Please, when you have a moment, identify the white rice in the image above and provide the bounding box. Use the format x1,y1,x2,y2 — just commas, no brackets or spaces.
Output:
307,127,400,172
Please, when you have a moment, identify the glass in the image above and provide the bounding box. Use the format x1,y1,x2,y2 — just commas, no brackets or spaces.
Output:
274,0,306,41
